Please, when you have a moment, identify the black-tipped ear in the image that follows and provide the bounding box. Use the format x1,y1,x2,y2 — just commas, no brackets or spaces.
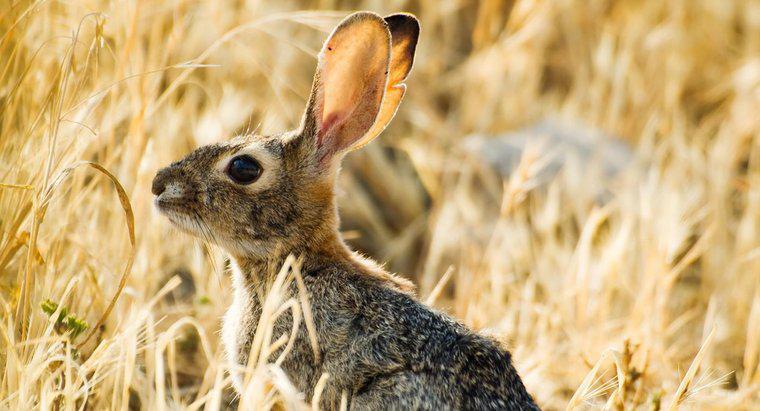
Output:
384,14,420,85
344,13,420,153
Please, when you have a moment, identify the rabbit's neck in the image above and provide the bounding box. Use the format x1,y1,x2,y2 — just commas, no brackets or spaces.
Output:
229,231,350,286
228,231,414,294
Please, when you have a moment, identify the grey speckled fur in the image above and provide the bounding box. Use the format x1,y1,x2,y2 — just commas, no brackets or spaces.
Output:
229,256,540,410
152,11,539,410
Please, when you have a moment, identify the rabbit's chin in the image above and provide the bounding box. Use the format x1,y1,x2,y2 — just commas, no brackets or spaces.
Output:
158,206,276,259
161,210,206,237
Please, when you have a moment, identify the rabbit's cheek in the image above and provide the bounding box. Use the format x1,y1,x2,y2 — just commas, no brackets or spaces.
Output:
202,184,230,209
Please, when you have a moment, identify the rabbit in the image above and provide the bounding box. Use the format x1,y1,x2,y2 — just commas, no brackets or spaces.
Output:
152,11,539,410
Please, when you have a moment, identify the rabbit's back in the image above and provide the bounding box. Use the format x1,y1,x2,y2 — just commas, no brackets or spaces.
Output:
232,261,539,409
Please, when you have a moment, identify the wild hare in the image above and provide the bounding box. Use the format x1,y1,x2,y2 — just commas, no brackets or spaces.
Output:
152,11,539,410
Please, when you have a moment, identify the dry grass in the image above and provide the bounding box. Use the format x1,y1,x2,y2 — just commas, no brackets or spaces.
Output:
1,0,759,409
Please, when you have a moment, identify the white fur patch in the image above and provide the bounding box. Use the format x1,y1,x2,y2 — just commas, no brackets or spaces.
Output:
223,259,251,393
157,182,184,201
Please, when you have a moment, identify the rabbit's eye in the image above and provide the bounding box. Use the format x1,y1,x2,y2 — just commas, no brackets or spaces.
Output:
227,155,262,185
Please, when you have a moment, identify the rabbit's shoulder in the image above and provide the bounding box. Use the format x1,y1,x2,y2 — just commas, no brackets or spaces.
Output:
300,261,468,359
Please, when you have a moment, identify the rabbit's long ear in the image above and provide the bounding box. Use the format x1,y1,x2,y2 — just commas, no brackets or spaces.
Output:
346,13,419,153
301,12,392,162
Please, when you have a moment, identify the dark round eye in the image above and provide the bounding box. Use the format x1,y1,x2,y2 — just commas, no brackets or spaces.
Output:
226,155,262,185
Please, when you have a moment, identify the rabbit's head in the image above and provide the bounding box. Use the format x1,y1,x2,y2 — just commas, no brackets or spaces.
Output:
152,12,419,258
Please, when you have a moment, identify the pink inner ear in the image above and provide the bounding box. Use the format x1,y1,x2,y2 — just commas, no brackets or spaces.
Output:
317,111,345,151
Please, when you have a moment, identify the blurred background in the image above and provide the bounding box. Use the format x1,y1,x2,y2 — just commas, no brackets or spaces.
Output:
1,0,759,409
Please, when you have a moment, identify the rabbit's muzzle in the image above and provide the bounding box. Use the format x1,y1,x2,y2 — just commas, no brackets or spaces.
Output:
152,167,193,210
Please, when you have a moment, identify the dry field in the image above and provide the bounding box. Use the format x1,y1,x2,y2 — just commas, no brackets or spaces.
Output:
1,0,759,409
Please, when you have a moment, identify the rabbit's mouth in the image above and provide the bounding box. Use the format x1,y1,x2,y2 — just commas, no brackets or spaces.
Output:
153,182,197,218
154,195,188,218
153,183,220,244
154,195,204,236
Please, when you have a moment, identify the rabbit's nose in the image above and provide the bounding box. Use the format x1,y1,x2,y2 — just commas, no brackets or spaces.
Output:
152,170,168,196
